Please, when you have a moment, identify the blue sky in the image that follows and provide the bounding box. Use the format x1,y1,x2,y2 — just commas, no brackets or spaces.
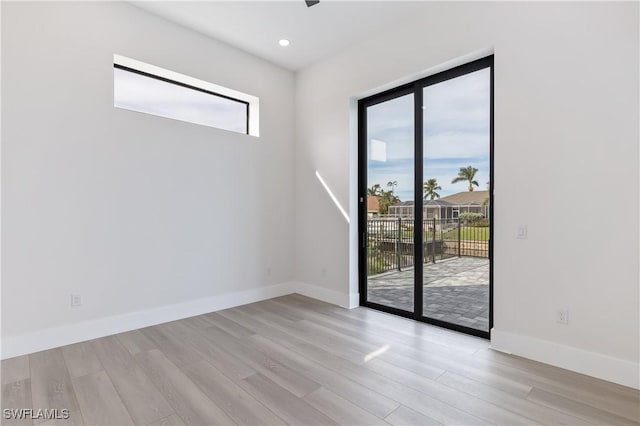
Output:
367,68,490,202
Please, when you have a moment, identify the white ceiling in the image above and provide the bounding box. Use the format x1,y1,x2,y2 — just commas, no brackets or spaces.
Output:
131,1,431,71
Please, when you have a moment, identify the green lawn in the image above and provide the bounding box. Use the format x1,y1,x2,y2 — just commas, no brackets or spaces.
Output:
441,227,490,241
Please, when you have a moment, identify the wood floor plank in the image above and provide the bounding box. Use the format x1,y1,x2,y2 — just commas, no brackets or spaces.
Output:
202,324,321,398
295,297,636,421
258,302,383,359
8,296,639,426
271,298,523,401
385,405,443,426
303,386,389,425
160,320,256,381
272,299,443,356
140,325,203,368
260,299,307,322
344,346,536,425
2,355,30,385
289,342,490,425
527,387,640,426
470,353,640,422
279,303,490,372
475,348,640,422
289,305,533,400
61,342,102,379
204,312,256,338
90,336,174,425
477,346,632,396
323,303,486,352
181,360,286,425
174,327,256,380
367,355,444,380
247,334,401,419
436,371,591,425
1,379,33,425
238,373,338,426
240,306,372,365
115,330,157,355
145,414,185,426
135,349,236,426
242,302,492,424
71,371,134,426
217,308,308,349
379,348,534,398
277,296,482,363
29,349,79,413
336,322,534,400
180,315,218,329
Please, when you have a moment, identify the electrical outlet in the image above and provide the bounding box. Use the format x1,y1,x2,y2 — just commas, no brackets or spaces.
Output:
517,225,528,239
70,294,82,308
557,309,569,324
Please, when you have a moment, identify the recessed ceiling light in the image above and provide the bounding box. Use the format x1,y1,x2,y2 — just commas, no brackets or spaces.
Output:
278,39,291,47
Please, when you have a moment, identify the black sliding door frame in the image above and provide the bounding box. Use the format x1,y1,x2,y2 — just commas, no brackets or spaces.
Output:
358,55,494,339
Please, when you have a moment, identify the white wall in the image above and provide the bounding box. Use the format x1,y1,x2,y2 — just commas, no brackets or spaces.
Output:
295,2,639,388
1,2,296,357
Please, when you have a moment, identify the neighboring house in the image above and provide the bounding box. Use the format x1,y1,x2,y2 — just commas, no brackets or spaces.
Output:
387,200,413,218
425,199,455,219
386,191,489,219
440,190,490,218
387,199,454,219
367,195,380,217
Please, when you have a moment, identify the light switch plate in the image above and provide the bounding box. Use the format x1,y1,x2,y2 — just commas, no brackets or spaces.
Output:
517,225,527,239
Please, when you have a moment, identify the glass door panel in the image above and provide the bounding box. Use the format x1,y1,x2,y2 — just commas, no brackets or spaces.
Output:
365,93,415,313
422,68,491,332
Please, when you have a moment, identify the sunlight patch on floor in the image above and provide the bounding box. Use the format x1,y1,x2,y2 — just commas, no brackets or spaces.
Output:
364,344,390,362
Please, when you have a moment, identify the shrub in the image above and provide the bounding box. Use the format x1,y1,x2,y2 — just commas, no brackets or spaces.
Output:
459,212,484,224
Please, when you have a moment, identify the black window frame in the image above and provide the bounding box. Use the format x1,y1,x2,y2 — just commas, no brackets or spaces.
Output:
114,63,250,135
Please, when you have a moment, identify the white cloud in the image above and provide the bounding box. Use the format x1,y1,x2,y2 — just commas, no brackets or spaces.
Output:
365,67,491,200
424,131,489,159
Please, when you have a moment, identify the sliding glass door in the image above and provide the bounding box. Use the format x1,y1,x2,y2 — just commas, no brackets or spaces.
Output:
359,56,493,338
421,67,492,333
363,91,416,313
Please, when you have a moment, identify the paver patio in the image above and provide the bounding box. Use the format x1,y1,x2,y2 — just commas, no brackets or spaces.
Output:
367,256,489,331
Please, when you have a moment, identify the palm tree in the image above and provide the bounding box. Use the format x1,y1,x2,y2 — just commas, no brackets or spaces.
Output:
386,181,398,193
423,179,442,200
367,184,382,196
378,190,400,215
452,166,479,192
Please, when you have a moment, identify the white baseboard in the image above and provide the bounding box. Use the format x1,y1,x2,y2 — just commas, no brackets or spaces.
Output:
491,328,640,390
1,281,355,360
292,281,352,308
1,282,294,360
348,292,360,309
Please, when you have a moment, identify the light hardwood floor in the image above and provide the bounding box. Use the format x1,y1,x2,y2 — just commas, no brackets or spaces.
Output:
2,294,639,425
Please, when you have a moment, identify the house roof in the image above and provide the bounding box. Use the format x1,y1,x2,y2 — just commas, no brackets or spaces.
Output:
367,196,379,212
424,199,453,207
440,190,489,206
387,191,489,208
390,199,453,207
